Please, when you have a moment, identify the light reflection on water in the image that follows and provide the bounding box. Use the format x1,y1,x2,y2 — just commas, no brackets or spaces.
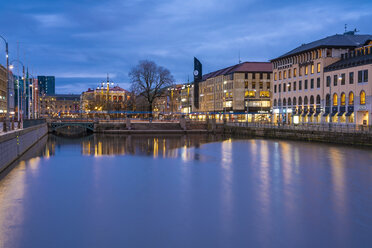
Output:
0,134,371,248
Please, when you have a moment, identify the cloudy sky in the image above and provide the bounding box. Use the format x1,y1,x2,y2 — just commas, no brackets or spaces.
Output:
0,0,371,94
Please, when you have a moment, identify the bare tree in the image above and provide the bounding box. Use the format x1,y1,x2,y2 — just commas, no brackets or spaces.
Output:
129,60,174,116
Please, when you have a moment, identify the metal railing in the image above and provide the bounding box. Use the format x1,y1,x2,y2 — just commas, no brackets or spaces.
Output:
226,121,372,134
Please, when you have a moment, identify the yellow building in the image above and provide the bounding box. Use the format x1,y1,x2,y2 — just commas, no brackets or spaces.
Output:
39,94,81,118
198,62,272,122
271,32,372,125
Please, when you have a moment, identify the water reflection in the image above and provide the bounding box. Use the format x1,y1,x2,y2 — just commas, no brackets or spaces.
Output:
46,134,228,159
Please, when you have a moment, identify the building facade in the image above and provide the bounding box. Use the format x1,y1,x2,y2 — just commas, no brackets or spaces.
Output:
38,76,55,96
81,81,130,116
323,43,372,125
39,94,81,118
0,65,7,117
271,33,372,125
198,62,272,122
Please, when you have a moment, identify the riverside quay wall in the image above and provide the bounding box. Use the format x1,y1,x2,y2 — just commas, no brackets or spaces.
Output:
224,125,372,146
0,124,48,173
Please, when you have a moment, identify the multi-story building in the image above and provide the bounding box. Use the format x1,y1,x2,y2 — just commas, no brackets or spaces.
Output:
0,65,7,117
38,76,55,96
39,94,81,118
81,81,130,115
180,83,194,114
271,32,372,124
323,43,372,125
198,62,272,121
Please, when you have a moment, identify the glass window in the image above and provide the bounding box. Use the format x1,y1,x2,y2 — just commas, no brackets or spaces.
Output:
274,72,277,81
349,91,354,105
334,75,338,86
294,68,297,77
364,70,368,82
260,91,270,97
260,73,263,80
349,72,354,84
293,81,297,91
341,73,345,85
274,85,277,93
326,76,331,87
360,91,366,105
284,71,287,79
252,73,256,79
279,72,282,80
283,83,286,92
341,93,346,106
288,69,291,78
317,63,321,73
311,64,314,74
299,80,302,90
288,82,291,92
304,80,308,90
317,78,320,88
305,66,308,75
333,93,338,106
310,79,314,89
358,70,363,83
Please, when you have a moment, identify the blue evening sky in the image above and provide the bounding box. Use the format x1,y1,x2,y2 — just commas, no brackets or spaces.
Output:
0,0,371,94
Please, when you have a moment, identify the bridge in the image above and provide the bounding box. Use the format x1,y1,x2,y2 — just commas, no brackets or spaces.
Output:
49,121,95,133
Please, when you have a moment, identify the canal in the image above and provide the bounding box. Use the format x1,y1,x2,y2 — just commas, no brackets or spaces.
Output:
0,134,371,248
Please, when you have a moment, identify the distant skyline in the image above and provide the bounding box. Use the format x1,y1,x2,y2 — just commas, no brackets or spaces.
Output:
1,0,372,94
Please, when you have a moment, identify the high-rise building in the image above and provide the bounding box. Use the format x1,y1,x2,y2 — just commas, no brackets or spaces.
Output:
37,76,55,95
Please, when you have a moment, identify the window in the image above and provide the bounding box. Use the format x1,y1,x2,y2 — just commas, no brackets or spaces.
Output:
341,73,345,85
267,73,271,80
259,82,263,89
245,90,256,98
349,72,354,84
293,97,297,106
252,73,256,79
364,70,368,82
288,82,291,92
245,73,248,79
334,75,338,86
279,72,282,80
360,90,366,105
304,80,308,90
293,81,297,91
311,64,314,74
267,82,270,89
274,85,277,93
274,72,277,81
299,80,302,90
299,67,302,76
305,66,308,75
283,83,286,92
358,70,363,83
316,78,320,88
341,92,346,106
326,76,331,87
316,95,321,105
317,63,321,73
284,70,287,79
288,69,291,78
333,93,338,106
260,91,270,97
294,68,297,77
252,82,256,89
310,79,314,89
274,99,277,107
349,91,354,105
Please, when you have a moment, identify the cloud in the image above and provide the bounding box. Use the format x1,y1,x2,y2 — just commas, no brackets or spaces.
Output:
32,14,71,28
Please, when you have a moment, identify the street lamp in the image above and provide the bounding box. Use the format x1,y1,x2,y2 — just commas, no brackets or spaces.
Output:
0,35,9,131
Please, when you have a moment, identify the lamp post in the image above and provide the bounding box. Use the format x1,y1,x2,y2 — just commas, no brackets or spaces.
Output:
10,59,25,123
0,35,9,131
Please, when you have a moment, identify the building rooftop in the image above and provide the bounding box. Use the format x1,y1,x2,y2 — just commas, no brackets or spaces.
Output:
273,34,372,60
202,62,272,81
324,49,372,72
42,94,81,101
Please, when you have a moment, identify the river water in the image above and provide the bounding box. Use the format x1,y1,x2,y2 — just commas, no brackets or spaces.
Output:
0,134,371,248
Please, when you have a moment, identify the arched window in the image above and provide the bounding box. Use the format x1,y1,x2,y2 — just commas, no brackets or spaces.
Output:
349,91,354,105
316,95,321,105
360,90,366,105
333,93,338,106
288,97,292,106
299,96,303,106
283,98,286,106
326,94,330,106
310,95,314,105
340,92,346,106
304,96,308,105
293,97,297,106
273,99,277,107
278,99,282,106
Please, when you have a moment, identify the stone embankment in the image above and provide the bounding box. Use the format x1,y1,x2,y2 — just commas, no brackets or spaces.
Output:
224,125,372,146
0,123,48,173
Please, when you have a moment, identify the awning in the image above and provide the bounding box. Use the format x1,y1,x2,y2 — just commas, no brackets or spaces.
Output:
314,113,320,117
323,113,330,117
330,112,338,117
337,112,345,117
345,112,353,117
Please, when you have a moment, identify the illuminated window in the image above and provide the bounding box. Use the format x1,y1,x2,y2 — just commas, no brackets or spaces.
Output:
333,93,338,106
360,91,366,105
294,68,297,77
288,69,291,78
305,66,308,75
245,91,256,98
260,91,270,97
349,92,354,105
299,67,302,76
274,72,277,81
341,93,346,106
317,63,321,73
284,70,287,79
311,64,314,74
